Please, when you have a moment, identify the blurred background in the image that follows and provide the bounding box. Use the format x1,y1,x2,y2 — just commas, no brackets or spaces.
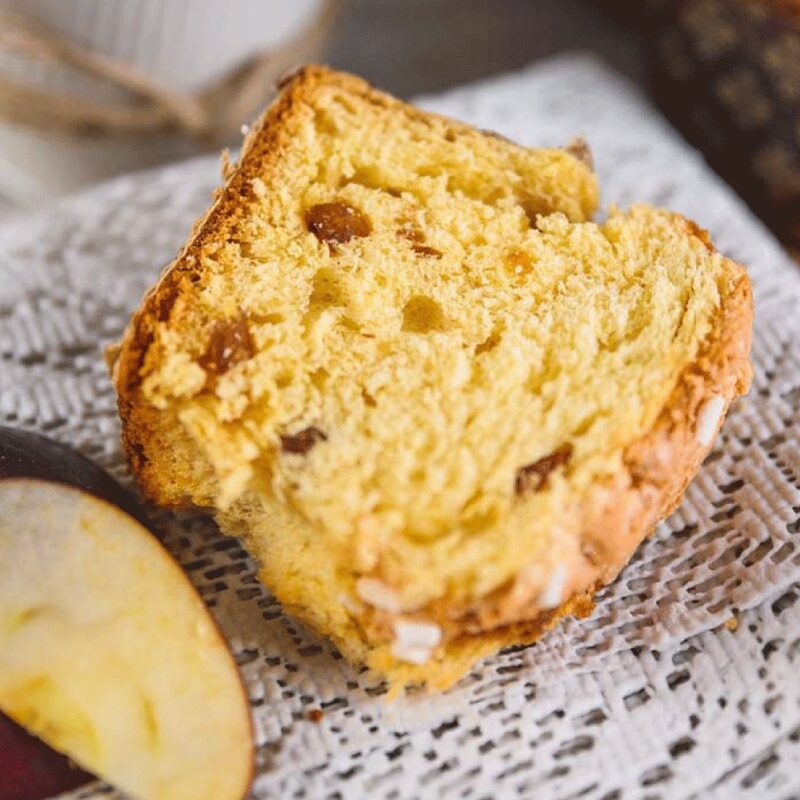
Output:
0,0,798,254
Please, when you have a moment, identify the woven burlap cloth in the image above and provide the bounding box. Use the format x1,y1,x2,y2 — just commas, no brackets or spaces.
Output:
1,55,799,800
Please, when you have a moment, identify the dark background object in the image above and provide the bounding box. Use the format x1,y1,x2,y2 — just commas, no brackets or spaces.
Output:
326,0,647,97
327,0,800,257
647,0,800,254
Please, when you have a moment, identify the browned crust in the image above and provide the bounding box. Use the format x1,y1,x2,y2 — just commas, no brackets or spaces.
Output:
364,247,753,690
471,254,751,633
374,246,753,670
365,589,599,695
112,66,352,504
111,65,597,505
564,137,594,170
110,65,754,689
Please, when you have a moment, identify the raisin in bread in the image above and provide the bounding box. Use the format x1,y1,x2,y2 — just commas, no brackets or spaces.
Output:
111,66,752,692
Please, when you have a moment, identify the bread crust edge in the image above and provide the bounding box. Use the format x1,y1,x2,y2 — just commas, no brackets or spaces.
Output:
369,253,753,690
108,66,754,690
471,256,753,625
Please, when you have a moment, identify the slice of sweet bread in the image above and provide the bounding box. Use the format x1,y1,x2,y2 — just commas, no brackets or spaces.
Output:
112,66,752,692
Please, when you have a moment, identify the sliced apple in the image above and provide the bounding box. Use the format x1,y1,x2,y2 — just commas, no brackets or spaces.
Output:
0,713,91,800
0,427,253,800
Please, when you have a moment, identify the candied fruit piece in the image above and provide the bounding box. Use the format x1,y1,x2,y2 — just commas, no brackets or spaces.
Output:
505,249,534,278
280,426,328,455
198,315,254,377
412,244,442,258
306,202,371,245
515,444,573,495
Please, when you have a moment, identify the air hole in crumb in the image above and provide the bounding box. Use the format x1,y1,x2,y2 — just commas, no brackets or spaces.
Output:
521,196,551,228
313,108,339,136
413,244,442,258
239,242,260,259
417,166,452,190
310,268,347,309
462,507,499,534
410,467,427,484
251,311,284,325
311,369,329,391
276,370,293,389
338,169,403,197
397,224,424,243
402,295,448,334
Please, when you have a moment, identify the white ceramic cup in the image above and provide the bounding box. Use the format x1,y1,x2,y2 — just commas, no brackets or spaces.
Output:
0,0,328,204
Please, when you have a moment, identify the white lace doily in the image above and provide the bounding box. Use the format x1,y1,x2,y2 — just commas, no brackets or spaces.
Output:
2,54,799,800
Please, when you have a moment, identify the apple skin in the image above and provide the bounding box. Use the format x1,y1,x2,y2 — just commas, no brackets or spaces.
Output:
0,713,91,800
0,426,254,800
0,426,150,529
0,428,110,799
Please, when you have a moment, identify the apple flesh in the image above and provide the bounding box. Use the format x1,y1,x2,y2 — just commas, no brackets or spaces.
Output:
0,428,253,800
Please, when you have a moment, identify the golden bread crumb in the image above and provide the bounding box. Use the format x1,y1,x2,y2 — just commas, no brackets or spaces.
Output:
112,66,753,691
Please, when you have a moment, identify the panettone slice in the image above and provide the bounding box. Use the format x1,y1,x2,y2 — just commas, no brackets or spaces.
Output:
111,66,751,691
